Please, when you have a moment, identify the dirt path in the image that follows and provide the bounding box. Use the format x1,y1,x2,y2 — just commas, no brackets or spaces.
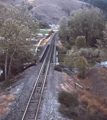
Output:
39,64,73,120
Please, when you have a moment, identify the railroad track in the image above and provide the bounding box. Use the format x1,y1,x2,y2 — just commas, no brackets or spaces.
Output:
21,33,57,120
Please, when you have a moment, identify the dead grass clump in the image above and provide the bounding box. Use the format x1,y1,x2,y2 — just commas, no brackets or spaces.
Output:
0,102,8,108
0,95,7,103
0,108,9,117
40,35,52,46
6,94,15,102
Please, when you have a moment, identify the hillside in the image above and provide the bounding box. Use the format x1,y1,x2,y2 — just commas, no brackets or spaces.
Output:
0,0,88,24
79,0,107,12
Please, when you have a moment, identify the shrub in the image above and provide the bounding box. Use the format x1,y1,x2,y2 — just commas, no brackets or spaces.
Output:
79,48,93,59
58,91,78,107
27,5,33,10
64,55,76,70
59,105,78,118
61,41,71,50
99,49,107,61
57,48,66,54
75,36,86,49
69,37,75,46
79,48,100,59
75,56,88,78
54,65,62,72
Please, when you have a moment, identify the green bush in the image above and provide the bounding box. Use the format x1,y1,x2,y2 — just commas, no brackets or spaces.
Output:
79,48,100,59
75,56,88,78
27,5,33,10
58,91,106,120
69,37,75,46
58,91,78,107
61,41,71,50
75,36,86,49
54,65,62,72
64,55,76,70
58,49,66,54
59,105,78,118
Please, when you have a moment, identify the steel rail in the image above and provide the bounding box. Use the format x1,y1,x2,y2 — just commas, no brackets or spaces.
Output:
21,33,56,120
34,38,54,120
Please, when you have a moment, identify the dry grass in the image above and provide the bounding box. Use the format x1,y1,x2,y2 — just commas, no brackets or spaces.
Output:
74,67,107,96
0,94,15,118
74,67,107,116
0,102,8,108
6,94,15,102
40,35,52,46
61,73,75,92
98,68,107,81
58,40,64,48
79,90,107,115
0,108,9,117
0,95,7,103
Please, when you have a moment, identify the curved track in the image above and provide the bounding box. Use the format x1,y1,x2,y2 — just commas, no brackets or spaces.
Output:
21,33,57,120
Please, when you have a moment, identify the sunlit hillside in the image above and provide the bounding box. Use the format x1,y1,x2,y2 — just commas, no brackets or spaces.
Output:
0,0,88,24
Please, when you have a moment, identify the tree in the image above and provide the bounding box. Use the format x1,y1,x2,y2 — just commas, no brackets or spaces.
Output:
75,36,86,49
68,7,105,46
0,5,39,82
0,5,39,33
97,24,107,49
39,22,50,29
97,24,107,61
58,16,69,41
80,0,107,12
0,18,31,81
75,56,88,78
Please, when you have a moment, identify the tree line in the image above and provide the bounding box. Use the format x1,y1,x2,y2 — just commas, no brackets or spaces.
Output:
0,5,39,82
58,7,107,79
80,0,107,13
58,7,106,47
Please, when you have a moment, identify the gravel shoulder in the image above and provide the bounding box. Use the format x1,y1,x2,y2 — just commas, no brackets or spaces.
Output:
39,64,73,120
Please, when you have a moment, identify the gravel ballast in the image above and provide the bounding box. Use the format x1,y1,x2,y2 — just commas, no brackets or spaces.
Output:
39,64,73,120
0,63,42,120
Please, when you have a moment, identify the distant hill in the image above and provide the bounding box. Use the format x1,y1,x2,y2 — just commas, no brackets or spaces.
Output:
0,0,89,24
79,0,107,12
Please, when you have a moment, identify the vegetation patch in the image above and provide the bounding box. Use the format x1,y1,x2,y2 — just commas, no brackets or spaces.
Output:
54,65,62,72
58,90,107,120
58,91,79,119
37,29,50,35
0,93,15,118
75,36,86,49
75,56,88,79
58,91,78,107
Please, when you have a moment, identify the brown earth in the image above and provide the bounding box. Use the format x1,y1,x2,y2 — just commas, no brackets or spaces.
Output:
75,67,107,97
